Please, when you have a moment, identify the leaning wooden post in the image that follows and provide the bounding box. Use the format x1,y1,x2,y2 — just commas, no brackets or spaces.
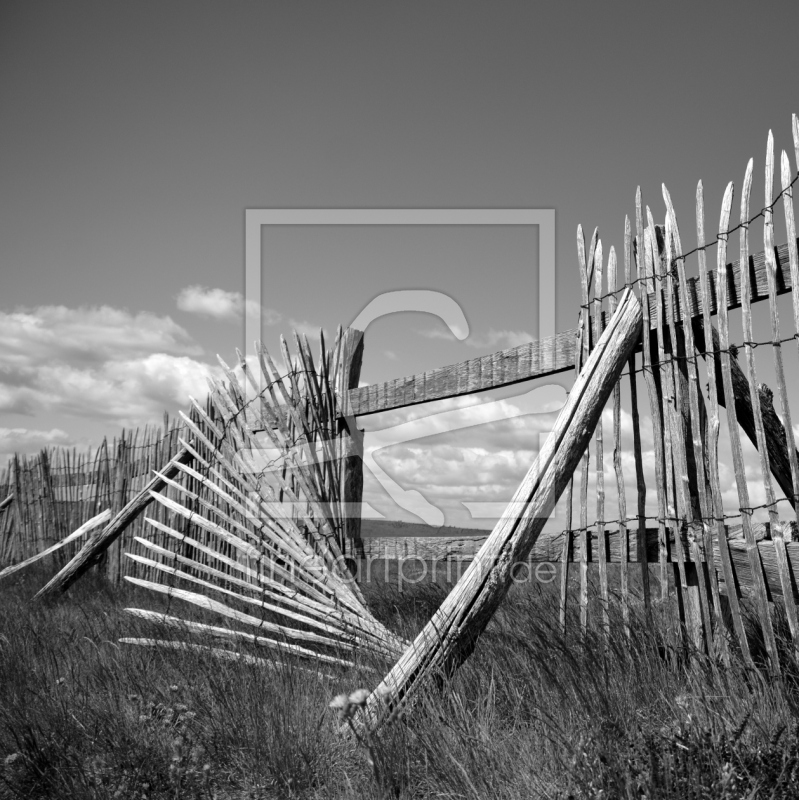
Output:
361,288,642,731
337,328,365,565
34,445,194,599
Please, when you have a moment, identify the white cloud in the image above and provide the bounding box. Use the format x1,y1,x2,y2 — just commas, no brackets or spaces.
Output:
177,285,281,325
0,305,221,429
359,383,777,532
0,427,77,462
418,325,533,349
287,318,325,341
384,350,398,360
0,305,201,367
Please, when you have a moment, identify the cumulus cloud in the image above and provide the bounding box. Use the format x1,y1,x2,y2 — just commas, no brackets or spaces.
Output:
0,427,77,462
287,318,325,341
360,385,771,531
418,326,533,349
0,305,202,368
177,285,281,325
0,305,220,429
361,384,567,527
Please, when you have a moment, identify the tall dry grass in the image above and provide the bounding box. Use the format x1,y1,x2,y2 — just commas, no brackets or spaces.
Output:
2,565,799,798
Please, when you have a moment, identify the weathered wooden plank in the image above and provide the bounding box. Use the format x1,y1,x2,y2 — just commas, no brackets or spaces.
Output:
345,237,799,417
593,239,609,638
360,522,782,563
625,215,650,616
480,351,494,391
362,285,643,731
663,214,712,654
696,181,751,666
665,186,726,660
649,211,692,648
34,445,195,598
637,198,670,607
609,246,630,634
578,226,596,634
714,181,780,675
762,136,799,652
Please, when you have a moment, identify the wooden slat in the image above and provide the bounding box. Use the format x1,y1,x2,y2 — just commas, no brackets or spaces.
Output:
695,180,751,663
559,471,573,634
762,135,799,652
649,212,691,647
34,445,195,598
609,246,630,634
636,195,670,605
345,237,799,417
714,181,780,675
664,185,727,661
625,216,650,617
664,213,713,655
578,226,596,634
593,240,609,638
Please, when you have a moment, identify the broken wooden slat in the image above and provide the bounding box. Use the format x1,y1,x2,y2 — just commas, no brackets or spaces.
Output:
34,446,194,598
362,285,643,731
0,509,112,581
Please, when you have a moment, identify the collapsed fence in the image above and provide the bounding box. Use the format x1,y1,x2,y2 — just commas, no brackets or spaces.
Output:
0,416,187,583
2,113,799,732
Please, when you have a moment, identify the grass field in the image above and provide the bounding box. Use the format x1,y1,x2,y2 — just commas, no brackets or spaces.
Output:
2,564,799,799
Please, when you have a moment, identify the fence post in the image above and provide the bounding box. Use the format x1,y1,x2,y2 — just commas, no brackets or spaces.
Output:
337,328,365,567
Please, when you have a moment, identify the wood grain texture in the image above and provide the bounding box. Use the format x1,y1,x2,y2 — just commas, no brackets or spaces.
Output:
637,199,670,606
362,286,643,732
337,329,365,561
762,136,799,652
696,179,751,666
714,182,780,675
664,188,721,656
578,226,597,633
625,215,651,615
646,211,703,650
361,521,789,560
34,446,194,598
593,240,609,637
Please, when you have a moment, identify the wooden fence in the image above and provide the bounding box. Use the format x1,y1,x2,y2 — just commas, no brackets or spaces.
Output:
0,414,188,583
3,118,799,681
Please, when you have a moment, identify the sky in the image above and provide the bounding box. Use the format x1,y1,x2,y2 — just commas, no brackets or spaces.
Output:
2,1,799,530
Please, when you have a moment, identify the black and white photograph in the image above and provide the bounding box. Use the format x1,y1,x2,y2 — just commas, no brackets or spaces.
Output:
2,2,799,797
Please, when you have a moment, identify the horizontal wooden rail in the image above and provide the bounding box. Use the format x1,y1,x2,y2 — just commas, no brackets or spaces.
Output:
361,522,799,599
346,237,799,416
361,524,781,562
